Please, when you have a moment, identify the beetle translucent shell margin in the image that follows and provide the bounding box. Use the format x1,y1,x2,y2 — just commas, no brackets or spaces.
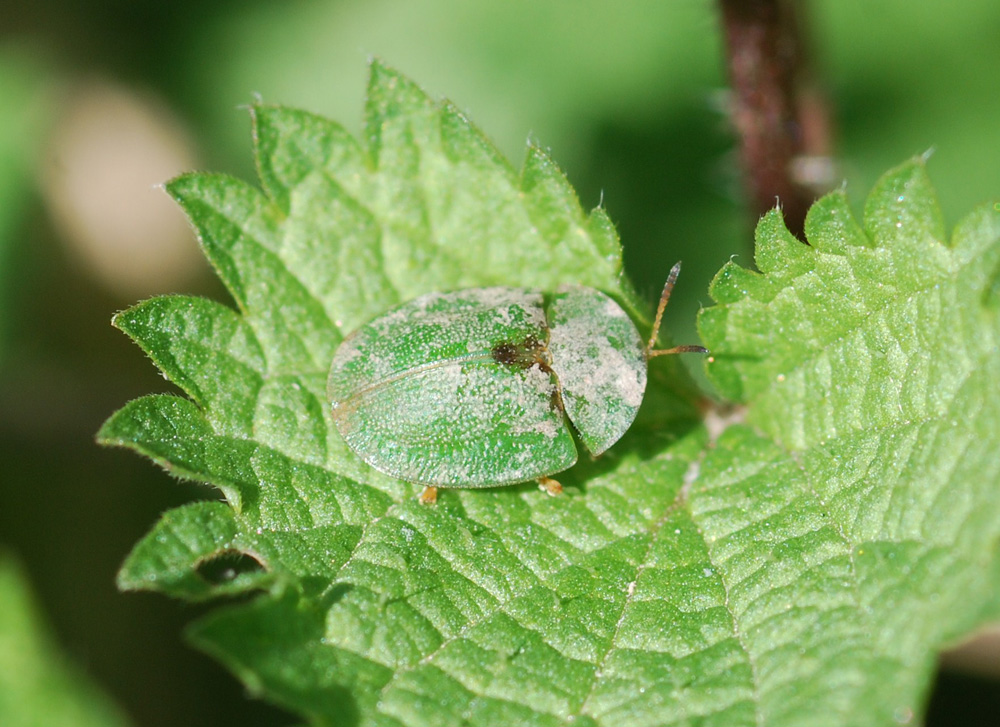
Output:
327,262,707,503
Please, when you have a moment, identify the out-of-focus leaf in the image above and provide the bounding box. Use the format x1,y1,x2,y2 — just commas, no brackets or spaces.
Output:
0,554,129,727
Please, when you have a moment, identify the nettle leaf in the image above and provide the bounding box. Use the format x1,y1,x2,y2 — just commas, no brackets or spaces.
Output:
101,60,1000,727
698,159,1000,722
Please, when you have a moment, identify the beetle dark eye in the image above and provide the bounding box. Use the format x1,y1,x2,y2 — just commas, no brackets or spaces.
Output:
490,341,521,366
491,335,549,370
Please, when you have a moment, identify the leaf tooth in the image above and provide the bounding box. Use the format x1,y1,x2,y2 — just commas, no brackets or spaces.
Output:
251,101,367,214
166,172,283,313
805,190,870,254
949,202,1000,276
171,171,344,373
863,157,945,251
100,394,395,529
439,101,511,173
117,501,243,598
520,143,584,248
364,59,435,168
112,295,265,437
97,395,247,511
709,260,766,305
754,209,813,277
585,206,624,271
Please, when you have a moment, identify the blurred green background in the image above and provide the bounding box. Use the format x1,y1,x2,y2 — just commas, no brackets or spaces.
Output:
1,1,998,724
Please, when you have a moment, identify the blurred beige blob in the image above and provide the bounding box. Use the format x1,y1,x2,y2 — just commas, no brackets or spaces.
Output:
41,80,204,297
941,625,1000,679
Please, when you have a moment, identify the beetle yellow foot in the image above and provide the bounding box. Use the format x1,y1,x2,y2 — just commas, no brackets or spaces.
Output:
538,477,562,496
419,486,438,504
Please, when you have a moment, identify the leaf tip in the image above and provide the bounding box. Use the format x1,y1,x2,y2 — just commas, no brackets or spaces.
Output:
803,188,868,253
365,57,426,105
864,155,945,245
707,258,761,304
95,405,130,449
754,208,812,276
520,142,564,189
162,171,202,205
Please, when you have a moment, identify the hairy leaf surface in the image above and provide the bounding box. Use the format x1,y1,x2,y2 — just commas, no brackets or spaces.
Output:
102,63,1000,726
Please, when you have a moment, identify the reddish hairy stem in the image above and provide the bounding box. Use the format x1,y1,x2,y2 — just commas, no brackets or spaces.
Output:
718,0,833,239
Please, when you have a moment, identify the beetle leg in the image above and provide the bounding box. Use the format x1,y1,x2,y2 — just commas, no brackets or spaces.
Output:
419,486,438,504
538,476,562,496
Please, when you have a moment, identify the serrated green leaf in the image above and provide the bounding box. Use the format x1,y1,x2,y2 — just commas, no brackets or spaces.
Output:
105,62,1000,727
113,296,266,436
698,158,1000,721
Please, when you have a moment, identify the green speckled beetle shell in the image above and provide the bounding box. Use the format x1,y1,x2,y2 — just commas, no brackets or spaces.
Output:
327,263,705,498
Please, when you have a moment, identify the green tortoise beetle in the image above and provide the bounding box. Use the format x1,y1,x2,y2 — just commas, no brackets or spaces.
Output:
327,262,707,503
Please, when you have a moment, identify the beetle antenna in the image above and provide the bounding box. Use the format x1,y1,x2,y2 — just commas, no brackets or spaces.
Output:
645,261,709,358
